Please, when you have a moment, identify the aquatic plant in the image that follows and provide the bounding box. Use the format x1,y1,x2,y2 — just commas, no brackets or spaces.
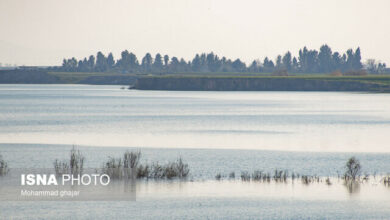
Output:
54,146,85,176
53,159,70,177
325,177,332,185
252,170,263,181
383,175,390,186
102,153,189,180
150,162,164,178
102,151,141,179
240,171,250,181
301,175,314,185
102,157,123,179
173,157,190,179
137,164,150,178
271,169,289,183
162,158,190,179
123,151,141,169
69,146,85,175
0,153,9,176
229,172,235,179
123,150,141,178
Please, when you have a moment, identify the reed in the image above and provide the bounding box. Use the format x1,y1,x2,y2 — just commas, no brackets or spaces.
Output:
102,151,141,179
101,157,123,179
69,146,85,175
54,146,85,176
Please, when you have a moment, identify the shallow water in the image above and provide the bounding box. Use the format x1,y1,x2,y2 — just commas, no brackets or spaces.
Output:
1,180,390,219
1,84,390,219
1,143,390,179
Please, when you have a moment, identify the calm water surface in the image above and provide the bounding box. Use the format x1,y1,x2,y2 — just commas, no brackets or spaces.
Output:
0,84,389,219
0,84,389,152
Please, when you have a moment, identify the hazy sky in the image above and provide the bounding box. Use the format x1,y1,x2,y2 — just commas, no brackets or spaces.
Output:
0,0,389,66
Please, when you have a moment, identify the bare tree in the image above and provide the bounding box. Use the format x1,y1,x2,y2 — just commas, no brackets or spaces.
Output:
345,157,361,180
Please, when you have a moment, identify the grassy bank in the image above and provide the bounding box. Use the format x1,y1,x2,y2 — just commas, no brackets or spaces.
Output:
134,74,390,92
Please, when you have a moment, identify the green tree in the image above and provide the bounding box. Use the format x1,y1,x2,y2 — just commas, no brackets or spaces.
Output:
96,51,107,72
153,53,163,72
87,55,95,72
107,53,115,69
353,47,363,70
169,57,180,72
318,44,333,73
163,55,169,67
276,55,282,69
141,53,153,73
282,51,292,71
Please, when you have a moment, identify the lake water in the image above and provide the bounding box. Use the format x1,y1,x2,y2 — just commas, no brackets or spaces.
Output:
0,84,389,219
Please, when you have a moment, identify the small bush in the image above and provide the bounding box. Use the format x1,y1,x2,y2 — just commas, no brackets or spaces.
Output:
174,157,189,178
162,158,189,179
215,173,222,180
229,172,235,179
0,153,9,176
150,162,164,178
137,164,150,178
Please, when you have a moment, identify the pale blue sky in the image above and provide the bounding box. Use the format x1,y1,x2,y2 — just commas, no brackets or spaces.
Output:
0,0,389,66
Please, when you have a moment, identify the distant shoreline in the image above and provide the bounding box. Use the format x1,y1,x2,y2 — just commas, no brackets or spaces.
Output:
1,70,390,92
134,75,390,92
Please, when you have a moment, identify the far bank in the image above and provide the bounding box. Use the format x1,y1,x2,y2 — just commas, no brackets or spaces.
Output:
134,75,390,92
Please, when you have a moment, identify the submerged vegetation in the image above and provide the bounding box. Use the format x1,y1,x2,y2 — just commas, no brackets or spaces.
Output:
102,151,189,180
0,153,9,176
0,149,386,192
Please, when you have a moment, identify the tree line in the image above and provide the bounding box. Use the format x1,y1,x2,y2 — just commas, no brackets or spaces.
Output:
56,44,387,74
